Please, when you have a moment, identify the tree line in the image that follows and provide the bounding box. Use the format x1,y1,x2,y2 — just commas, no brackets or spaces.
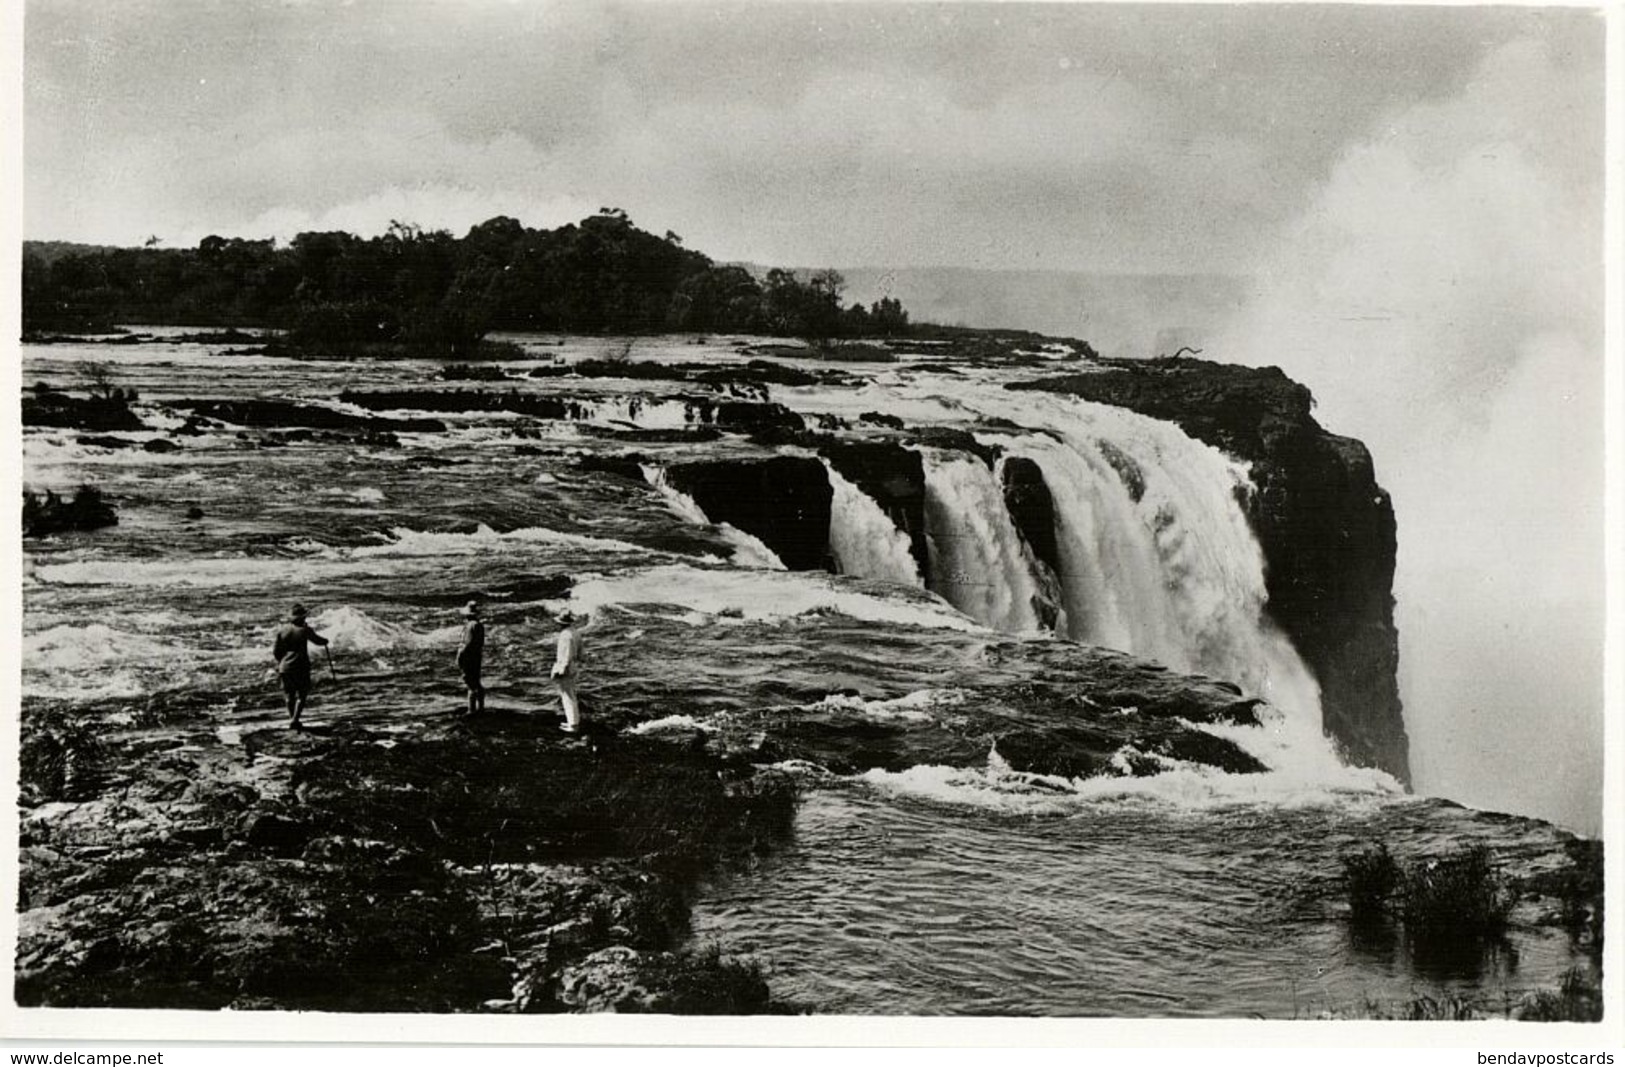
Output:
21,209,911,356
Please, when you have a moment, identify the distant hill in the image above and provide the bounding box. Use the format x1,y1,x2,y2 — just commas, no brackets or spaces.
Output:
21,214,908,344
833,267,1254,360
31,237,1251,357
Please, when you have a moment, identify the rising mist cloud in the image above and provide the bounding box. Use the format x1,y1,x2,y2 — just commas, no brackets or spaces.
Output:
1215,30,1605,831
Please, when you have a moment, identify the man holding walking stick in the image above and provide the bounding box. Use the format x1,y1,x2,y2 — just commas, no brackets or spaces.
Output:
272,603,331,731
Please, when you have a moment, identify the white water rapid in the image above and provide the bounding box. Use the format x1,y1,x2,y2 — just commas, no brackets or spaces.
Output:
919,448,1045,634
823,460,923,588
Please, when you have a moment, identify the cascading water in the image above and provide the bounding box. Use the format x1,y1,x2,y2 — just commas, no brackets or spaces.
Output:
1006,419,1321,714
822,460,923,588
919,448,1045,634
994,401,1342,776
797,379,1346,776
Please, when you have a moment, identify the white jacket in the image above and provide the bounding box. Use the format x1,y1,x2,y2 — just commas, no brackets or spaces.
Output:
552,627,583,678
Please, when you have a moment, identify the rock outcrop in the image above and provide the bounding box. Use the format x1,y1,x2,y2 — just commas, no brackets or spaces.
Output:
23,389,145,432
15,708,794,1013
1010,356,1409,783
906,426,1002,466
336,388,803,438
339,388,587,421
22,486,118,537
719,641,1273,781
1000,456,1061,576
665,457,834,570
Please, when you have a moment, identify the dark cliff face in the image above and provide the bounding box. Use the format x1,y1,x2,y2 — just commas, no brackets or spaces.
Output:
1010,357,1410,784
1000,456,1061,576
665,457,834,571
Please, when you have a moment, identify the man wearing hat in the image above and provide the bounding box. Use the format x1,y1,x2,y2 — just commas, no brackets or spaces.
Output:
272,603,330,730
457,600,486,716
550,609,584,733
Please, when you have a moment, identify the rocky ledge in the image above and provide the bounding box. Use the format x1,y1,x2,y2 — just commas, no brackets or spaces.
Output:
16,703,795,1013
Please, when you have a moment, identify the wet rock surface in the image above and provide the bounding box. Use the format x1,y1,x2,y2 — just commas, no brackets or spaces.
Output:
23,390,145,432
336,386,803,438
22,486,118,538
999,456,1060,575
339,388,587,421
907,426,1002,466
75,435,140,450
14,696,797,1012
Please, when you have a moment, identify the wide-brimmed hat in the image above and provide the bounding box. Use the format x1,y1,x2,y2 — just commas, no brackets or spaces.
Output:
460,600,481,617
288,603,308,622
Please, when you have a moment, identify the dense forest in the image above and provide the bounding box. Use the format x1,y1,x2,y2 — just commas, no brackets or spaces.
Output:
21,209,912,356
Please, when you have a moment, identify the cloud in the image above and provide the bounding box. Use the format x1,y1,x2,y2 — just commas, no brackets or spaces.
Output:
26,2,1584,269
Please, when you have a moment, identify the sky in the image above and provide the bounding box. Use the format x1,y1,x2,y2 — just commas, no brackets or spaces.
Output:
19,2,1614,830
22,1,1602,272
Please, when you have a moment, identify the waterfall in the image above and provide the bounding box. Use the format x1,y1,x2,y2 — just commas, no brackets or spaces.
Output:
838,381,1344,774
640,465,787,570
822,460,923,588
1003,415,1335,770
919,449,1045,633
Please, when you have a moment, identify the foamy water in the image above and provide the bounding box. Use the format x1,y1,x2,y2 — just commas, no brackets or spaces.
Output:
306,605,461,653
568,564,981,633
920,449,1045,633
855,742,1402,817
823,461,922,587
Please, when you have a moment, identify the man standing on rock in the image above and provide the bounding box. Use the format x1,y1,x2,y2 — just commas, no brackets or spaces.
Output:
551,610,585,733
457,599,486,716
272,603,329,731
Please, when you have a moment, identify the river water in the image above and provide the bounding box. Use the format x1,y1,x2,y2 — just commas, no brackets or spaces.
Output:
693,785,1582,1017
19,330,1596,1017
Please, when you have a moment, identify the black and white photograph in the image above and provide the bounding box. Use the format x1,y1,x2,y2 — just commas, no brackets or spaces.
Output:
4,0,1618,1048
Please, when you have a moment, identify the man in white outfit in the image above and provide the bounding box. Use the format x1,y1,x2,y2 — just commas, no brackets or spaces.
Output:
550,610,584,732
